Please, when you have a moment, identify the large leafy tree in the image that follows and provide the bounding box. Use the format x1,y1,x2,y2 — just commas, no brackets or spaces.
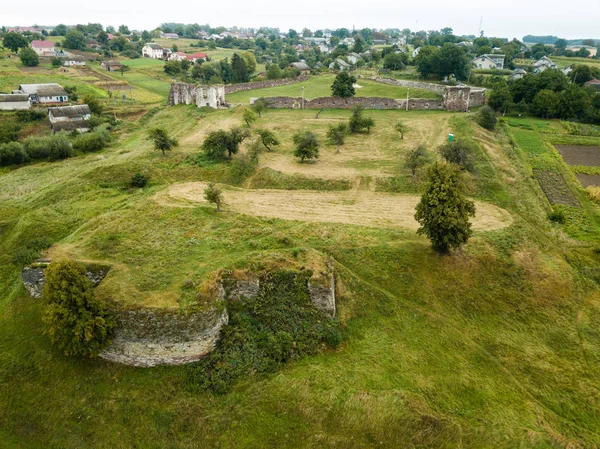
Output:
42,260,115,357
331,72,357,97
532,89,560,118
202,128,247,160
383,52,408,70
418,43,470,80
63,29,87,50
415,162,475,254
148,128,179,155
487,85,513,113
19,47,39,67
293,131,320,162
2,32,28,52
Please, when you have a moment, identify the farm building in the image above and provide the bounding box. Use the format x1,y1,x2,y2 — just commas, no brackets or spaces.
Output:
509,69,527,81
188,53,207,63
30,40,55,56
347,53,363,65
100,61,122,71
329,59,351,71
585,79,600,90
289,61,311,75
164,33,179,39
15,84,68,104
0,94,31,110
169,52,188,61
61,56,86,67
472,54,505,70
142,43,165,59
48,105,92,133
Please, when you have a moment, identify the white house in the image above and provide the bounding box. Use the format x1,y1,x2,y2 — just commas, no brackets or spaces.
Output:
61,56,86,67
0,94,31,110
142,43,164,59
472,54,505,70
49,105,92,133
329,58,351,71
169,52,188,61
347,52,363,65
341,37,355,46
533,56,557,73
15,84,68,104
30,40,55,56
412,47,420,58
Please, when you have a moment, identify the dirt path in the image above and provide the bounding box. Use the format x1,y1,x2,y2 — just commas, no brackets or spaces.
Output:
155,182,513,232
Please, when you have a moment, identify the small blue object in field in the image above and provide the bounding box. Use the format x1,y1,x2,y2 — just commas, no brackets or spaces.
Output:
448,133,454,142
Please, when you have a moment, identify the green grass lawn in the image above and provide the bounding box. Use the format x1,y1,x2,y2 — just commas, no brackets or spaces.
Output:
226,75,441,103
0,106,600,448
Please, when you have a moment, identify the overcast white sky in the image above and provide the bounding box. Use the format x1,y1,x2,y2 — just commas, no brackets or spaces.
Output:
3,0,600,40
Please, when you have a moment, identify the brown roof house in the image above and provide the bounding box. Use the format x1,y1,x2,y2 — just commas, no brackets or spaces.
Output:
289,61,311,75
100,60,122,71
585,79,600,90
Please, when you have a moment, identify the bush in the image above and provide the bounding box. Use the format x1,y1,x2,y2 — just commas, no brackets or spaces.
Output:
0,142,26,166
15,109,46,122
72,126,112,153
439,140,476,172
186,271,341,394
586,186,600,203
130,173,149,188
548,209,566,223
24,134,73,161
0,122,21,144
42,260,115,357
477,105,497,131
11,236,53,265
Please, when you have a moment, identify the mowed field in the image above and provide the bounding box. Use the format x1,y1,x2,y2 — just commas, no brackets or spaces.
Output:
1,100,600,449
226,75,441,104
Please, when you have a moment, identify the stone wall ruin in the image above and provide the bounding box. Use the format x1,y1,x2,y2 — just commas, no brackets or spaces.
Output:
168,83,226,108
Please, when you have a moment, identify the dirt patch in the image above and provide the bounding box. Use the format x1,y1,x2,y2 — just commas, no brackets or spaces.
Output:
533,169,580,207
555,145,600,166
155,182,513,232
576,174,600,188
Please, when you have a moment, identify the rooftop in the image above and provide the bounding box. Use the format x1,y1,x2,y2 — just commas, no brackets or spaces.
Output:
30,40,54,48
0,94,30,103
48,105,92,118
18,83,67,97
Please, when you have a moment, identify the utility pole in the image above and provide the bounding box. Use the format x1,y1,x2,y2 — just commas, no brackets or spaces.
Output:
302,86,305,109
406,88,409,112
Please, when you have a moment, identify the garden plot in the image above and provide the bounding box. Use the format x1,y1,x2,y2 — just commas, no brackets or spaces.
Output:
533,169,580,207
555,145,600,166
576,174,600,188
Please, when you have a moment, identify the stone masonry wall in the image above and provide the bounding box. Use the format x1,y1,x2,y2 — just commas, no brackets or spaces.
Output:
370,76,447,94
263,96,443,110
21,264,109,298
224,76,310,94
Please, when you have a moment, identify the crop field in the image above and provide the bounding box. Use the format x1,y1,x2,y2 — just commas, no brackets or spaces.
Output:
556,145,600,166
1,97,600,448
225,75,441,104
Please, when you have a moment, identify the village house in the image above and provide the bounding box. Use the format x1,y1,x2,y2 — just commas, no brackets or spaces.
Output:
61,56,86,67
142,43,165,59
347,52,363,65
100,60,122,71
188,53,207,63
566,45,598,58
15,84,68,104
0,94,31,110
289,61,311,75
472,54,505,70
164,33,179,39
341,37,355,46
329,58,351,71
509,69,527,81
48,104,92,133
30,40,55,56
533,56,557,73
169,52,188,61
7,26,41,33
412,47,421,58
198,30,210,39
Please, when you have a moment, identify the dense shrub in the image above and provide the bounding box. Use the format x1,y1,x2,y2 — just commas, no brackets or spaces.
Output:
42,260,115,357
0,122,21,144
72,126,112,153
0,141,26,166
11,236,53,265
130,172,149,188
24,134,73,161
15,109,46,122
186,270,341,394
548,209,566,223
439,140,476,172
477,105,497,131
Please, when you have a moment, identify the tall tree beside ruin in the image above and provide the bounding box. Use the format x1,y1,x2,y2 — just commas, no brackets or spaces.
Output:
415,162,475,254
42,260,115,357
231,54,249,84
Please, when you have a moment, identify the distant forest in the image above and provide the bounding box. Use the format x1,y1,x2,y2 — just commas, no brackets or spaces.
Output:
523,35,599,45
